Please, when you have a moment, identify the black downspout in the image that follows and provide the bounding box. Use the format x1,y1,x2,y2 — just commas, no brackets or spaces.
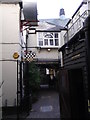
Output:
20,61,22,113
17,60,19,120
84,15,90,119
24,32,32,114
25,32,30,114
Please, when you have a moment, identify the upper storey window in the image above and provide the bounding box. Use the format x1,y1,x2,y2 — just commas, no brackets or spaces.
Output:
38,32,59,47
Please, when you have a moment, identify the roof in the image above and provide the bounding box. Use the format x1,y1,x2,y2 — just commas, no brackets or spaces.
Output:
46,25,66,31
40,18,70,28
35,21,66,32
36,26,65,32
0,0,22,3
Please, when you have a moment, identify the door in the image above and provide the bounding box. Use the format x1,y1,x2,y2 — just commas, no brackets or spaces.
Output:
58,69,71,119
68,68,85,119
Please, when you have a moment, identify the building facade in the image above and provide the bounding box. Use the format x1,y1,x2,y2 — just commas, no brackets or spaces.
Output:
0,0,24,117
26,18,68,86
0,1,38,118
58,0,90,119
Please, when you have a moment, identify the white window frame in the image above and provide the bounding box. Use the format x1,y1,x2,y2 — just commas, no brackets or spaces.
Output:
37,32,60,48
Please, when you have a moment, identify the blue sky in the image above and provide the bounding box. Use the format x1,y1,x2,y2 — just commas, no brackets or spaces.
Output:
23,0,83,19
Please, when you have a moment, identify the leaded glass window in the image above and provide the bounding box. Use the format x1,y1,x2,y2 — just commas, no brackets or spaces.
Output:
38,32,59,47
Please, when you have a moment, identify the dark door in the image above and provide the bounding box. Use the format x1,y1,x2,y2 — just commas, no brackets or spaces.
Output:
58,69,71,119
68,68,85,119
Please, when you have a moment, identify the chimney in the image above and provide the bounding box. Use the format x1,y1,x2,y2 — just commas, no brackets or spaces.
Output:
59,8,65,19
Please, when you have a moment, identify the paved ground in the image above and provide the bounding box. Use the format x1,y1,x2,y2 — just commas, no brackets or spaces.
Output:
26,86,60,119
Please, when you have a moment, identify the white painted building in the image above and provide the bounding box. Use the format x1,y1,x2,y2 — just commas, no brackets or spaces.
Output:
27,8,69,61
0,1,24,117
27,22,67,61
26,11,69,84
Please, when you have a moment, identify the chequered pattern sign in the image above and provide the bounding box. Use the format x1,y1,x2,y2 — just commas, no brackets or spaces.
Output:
23,51,36,61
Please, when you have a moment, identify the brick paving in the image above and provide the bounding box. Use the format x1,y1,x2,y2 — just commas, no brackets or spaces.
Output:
26,87,60,119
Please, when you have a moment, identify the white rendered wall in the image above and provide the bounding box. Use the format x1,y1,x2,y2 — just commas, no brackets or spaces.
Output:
27,32,62,60
0,4,2,119
2,61,17,106
0,4,21,107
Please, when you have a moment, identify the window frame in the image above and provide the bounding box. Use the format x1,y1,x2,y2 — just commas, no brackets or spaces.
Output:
37,32,60,47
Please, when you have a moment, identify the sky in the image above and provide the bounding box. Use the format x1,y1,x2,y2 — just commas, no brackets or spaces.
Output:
23,0,83,19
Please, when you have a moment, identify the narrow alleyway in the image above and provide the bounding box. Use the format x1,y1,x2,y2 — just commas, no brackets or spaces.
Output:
26,86,60,119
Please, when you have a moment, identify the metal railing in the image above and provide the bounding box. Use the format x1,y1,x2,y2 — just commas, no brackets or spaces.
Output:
64,10,90,43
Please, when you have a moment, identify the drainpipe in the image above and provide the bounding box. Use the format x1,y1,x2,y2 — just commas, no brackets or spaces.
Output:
84,15,90,118
24,31,31,114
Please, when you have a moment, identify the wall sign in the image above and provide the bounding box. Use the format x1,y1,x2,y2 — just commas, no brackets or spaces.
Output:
71,54,80,60
13,52,19,59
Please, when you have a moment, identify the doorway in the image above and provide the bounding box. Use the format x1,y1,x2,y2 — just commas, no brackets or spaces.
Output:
68,68,85,119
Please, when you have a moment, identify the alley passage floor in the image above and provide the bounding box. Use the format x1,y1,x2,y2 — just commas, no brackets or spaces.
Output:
26,87,60,119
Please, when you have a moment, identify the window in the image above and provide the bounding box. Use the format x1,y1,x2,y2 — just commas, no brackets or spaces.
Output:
55,39,58,46
50,39,53,45
44,39,48,45
39,41,43,46
38,32,59,47
55,33,58,38
38,33,43,46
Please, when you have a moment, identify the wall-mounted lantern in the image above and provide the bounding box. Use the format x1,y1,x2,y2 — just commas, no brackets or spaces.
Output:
47,49,51,52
